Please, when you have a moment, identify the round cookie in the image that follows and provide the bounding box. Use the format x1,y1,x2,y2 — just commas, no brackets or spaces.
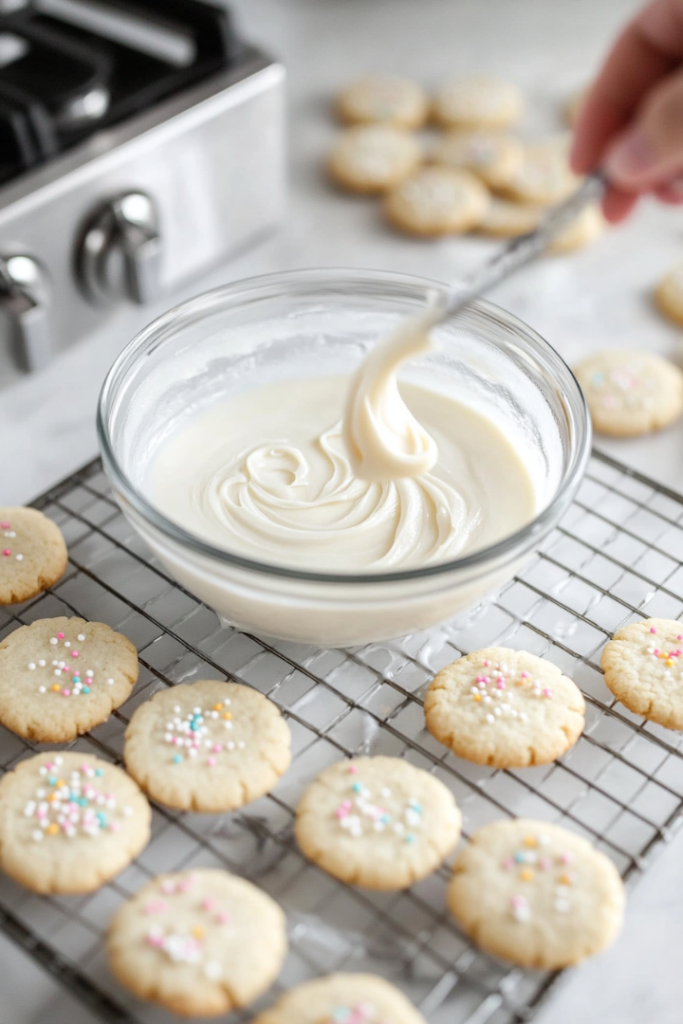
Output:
447,818,625,969
0,616,138,742
124,679,291,812
548,204,605,254
574,350,683,436
253,974,426,1024
384,166,489,236
295,755,462,891
479,197,543,238
601,618,683,729
433,129,524,190
0,507,67,605
335,75,428,129
108,868,287,1017
424,648,585,768
504,136,582,205
655,262,683,325
433,76,523,129
328,125,422,194
0,751,150,893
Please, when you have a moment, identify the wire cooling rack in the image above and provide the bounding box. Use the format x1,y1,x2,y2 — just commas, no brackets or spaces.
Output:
3,452,683,1024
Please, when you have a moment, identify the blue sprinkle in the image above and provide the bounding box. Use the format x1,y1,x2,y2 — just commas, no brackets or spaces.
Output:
79,797,88,807
48,776,56,786
405,834,416,844
82,686,90,694
95,768,104,777
352,782,362,793
96,811,107,826
514,851,525,864
173,754,183,764
380,813,391,825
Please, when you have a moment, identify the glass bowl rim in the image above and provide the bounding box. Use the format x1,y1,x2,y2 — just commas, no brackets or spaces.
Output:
97,266,591,585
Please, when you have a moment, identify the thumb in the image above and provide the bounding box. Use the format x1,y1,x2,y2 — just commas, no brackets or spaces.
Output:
604,66,683,189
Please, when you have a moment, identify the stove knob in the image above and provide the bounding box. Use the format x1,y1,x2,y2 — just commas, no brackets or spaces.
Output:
79,192,162,306
0,255,52,372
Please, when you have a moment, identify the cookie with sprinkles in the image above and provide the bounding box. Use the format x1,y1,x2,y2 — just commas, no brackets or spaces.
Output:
602,618,683,729
123,679,291,812
574,350,683,436
295,756,462,891
655,261,683,325
433,129,524,190
384,166,489,236
424,648,585,769
253,973,426,1024
447,818,625,969
0,616,138,742
328,125,423,194
0,751,150,893
503,136,582,205
335,75,429,129
432,76,523,129
108,868,287,1017
0,507,67,605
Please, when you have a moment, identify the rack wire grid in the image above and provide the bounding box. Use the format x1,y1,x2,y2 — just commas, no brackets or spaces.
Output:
3,451,683,1024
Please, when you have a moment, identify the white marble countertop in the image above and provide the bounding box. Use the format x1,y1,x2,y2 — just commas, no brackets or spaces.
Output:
4,0,683,1021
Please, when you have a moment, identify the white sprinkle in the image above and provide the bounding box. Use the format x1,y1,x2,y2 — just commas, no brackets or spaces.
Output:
484,695,492,704
227,741,235,750
32,830,43,842
54,670,61,677
204,960,222,980
28,663,36,670
225,699,231,706
55,756,63,765
164,733,172,742
381,788,392,798
64,641,70,648
123,807,133,816
485,713,495,724
173,705,181,713
520,712,528,722
38,686,46,693
15,554,23,561
393,822,404,834
107,678,114,685
189,749,197,758
238,741,245,750
494,707,502,716
77,634,85,641
23,801,36,817
38,660,45,667
224,721,233,730
193,707,201,714
513,904,530,922
52,660,58,666
555,899,570,912
49,638,58,645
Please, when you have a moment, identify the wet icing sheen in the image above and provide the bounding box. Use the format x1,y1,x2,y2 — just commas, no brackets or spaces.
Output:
152,368,536,572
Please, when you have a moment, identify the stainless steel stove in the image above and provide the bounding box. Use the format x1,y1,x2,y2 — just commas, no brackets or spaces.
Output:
0,0,285,383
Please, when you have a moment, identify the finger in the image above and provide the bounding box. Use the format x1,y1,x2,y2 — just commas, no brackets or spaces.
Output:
602,186,639,223
655,179,683,201
603,66,683,187
571,0,683,173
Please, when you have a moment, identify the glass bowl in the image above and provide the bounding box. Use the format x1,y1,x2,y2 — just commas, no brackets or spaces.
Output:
98,268,590,647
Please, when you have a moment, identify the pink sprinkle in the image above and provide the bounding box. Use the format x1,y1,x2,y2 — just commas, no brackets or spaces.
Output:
71,651,79,658
496,681,505,690
654,649,660,657
651,627,657,634
179,877,194,892
160,880,176,894
483,660,490,667
62,689,70,697
206,757,216,767
502,857,515,870
146,933,163,948
560,852,573,864
520,671,529,679
539,857,552,871
678,635,682,641
37,807,46,819
212,743,222,753
542,688,553,698
216,911,231,925
109,821,121,833
144,900,167,914
57,632,64,639
2,550,9,557
202,898,216,912
511,895,526,908
0,521,9,529
349,765,357,774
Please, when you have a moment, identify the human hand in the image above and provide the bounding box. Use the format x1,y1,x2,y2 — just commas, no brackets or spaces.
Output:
571,0,683,221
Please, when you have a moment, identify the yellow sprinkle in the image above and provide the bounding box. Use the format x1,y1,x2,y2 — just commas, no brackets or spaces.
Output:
51,684,60,692
49,794,58,802
520,868,534,882
659,652,669,659
47,823,59,835
473,694,482,702
667,659,674,667
57,780,64,787
223,712,232,720
523,836,538,848
191,926,204,939
214,703,223,711
559,872,573,886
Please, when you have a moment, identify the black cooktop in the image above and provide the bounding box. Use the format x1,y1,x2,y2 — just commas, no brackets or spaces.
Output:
0,0,245,186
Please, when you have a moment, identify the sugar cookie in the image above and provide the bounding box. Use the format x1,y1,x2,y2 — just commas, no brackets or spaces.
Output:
253,974,426,1024
655,262,683,325
505,136,582,205
108,868,287,1017
0,752,150,893
424,648,585,768
124,679,291,812
479,197,543,237
0,507,67,605
548,204,605,253
602,618,683,729
433,129,524,189
0,616,138,742
433,76,523,129
335,76,428,129
447,818,625,969
574,350,683,436
328,125,422,194
384,166,489,236
295,755,461,891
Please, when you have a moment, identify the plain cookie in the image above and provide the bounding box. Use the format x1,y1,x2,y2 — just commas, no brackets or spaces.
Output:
253,973,426,1024
548,204,605,253
0,751,150,893
0,507,67,605
448,818,625,969
505,136,582,205
433,76,523,129
108,868,287,1017
328,125,422,194
295,755,462,891
384,166,489,236
424,648,585,768
602,618,683,729
655,262,683,325
335,76,428,129
574,350,683,436
479,197,543,238
0,616,138,742
124,679,291,812
433,129,523,189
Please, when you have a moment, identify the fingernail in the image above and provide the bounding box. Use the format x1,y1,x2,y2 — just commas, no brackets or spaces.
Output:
604,128,656,182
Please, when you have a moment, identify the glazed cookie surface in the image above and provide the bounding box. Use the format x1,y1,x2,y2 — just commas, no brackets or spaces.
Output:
424,648,585,768
479,197,543,238
505,136,582,205
108,868,287,1017
124,679,291,812
0,616,138,742
574,350,683,436
433,129,523,189
548,204,605,254
0,507,67,605
655,262,683,325
335,75,428,129
0,751,150,893
328,125,422,194
602,618,683,729
295,755,462,890
384,166,489,236
448,818,625,969
433,75,523,129
253,973,426,1024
